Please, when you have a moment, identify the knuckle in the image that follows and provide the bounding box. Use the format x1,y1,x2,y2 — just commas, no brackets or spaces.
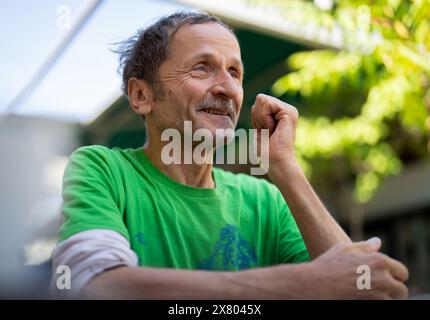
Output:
380,255,391,269
374,275,390,293
365,252,379,264
289,105,299,117
372,253,389,269
256,93,268,102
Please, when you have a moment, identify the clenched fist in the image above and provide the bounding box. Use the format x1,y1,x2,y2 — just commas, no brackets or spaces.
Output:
304,238,409,299
251,93,299,177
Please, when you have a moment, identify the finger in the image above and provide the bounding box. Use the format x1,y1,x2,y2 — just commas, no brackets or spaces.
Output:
256,94,284,115
251,107,259,129
273,104,298,122
256,93,297,117
251,106,264,130
262,112,276,133
387,275,409,299
255,101,276,132
349,237,382,253
254,114,265,131
382,254,409,282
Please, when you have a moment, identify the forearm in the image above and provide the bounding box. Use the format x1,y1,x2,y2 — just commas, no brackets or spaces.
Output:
270,161,351,259
81,264,309,299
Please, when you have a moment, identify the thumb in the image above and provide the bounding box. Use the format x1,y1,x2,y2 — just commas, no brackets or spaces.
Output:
352,237,382,253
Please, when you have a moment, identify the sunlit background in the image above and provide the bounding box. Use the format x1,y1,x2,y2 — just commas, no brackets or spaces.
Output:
0,0,429,298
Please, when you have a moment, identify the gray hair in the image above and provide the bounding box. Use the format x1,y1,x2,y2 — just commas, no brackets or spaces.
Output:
114,11,236,98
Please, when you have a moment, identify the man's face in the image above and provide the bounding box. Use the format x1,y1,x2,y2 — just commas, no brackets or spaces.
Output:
149,22,244,138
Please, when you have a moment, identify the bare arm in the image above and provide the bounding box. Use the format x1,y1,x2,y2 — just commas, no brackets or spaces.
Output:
251,93,351,259
270,161,351,259
81,264,308,299
81,239,408,300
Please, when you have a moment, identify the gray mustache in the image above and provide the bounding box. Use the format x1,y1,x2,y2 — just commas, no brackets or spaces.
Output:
197,96,235,118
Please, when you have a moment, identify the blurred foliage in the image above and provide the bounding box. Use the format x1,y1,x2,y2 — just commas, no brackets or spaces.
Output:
252,0,430,203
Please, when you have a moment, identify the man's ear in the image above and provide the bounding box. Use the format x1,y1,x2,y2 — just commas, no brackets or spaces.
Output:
128,77,154,117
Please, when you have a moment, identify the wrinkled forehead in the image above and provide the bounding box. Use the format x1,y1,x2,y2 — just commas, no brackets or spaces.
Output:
168,22,242,66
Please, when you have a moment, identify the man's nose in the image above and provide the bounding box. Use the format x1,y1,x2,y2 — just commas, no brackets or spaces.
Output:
210,70,241,101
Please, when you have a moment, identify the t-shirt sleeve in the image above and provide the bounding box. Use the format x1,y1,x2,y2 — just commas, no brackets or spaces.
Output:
58,146,130,243
274,188,310,264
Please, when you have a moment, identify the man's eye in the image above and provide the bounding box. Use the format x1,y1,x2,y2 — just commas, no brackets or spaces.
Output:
229,71,238,78
229,68,240,80
194,65,208,72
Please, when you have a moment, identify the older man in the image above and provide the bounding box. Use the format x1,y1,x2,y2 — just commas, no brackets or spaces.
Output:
51,11,408,299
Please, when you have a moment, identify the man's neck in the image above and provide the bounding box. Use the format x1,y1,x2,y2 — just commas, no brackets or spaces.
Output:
143,143,215,189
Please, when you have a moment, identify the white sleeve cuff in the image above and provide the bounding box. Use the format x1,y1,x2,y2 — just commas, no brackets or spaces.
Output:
50,229,138,299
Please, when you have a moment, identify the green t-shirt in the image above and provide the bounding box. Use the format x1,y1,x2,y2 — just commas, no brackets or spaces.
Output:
59,145,309,270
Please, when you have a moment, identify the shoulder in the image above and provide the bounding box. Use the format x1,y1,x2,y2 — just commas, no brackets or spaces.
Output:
64,145,131,181
67,145,129,168
69,144,117,161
